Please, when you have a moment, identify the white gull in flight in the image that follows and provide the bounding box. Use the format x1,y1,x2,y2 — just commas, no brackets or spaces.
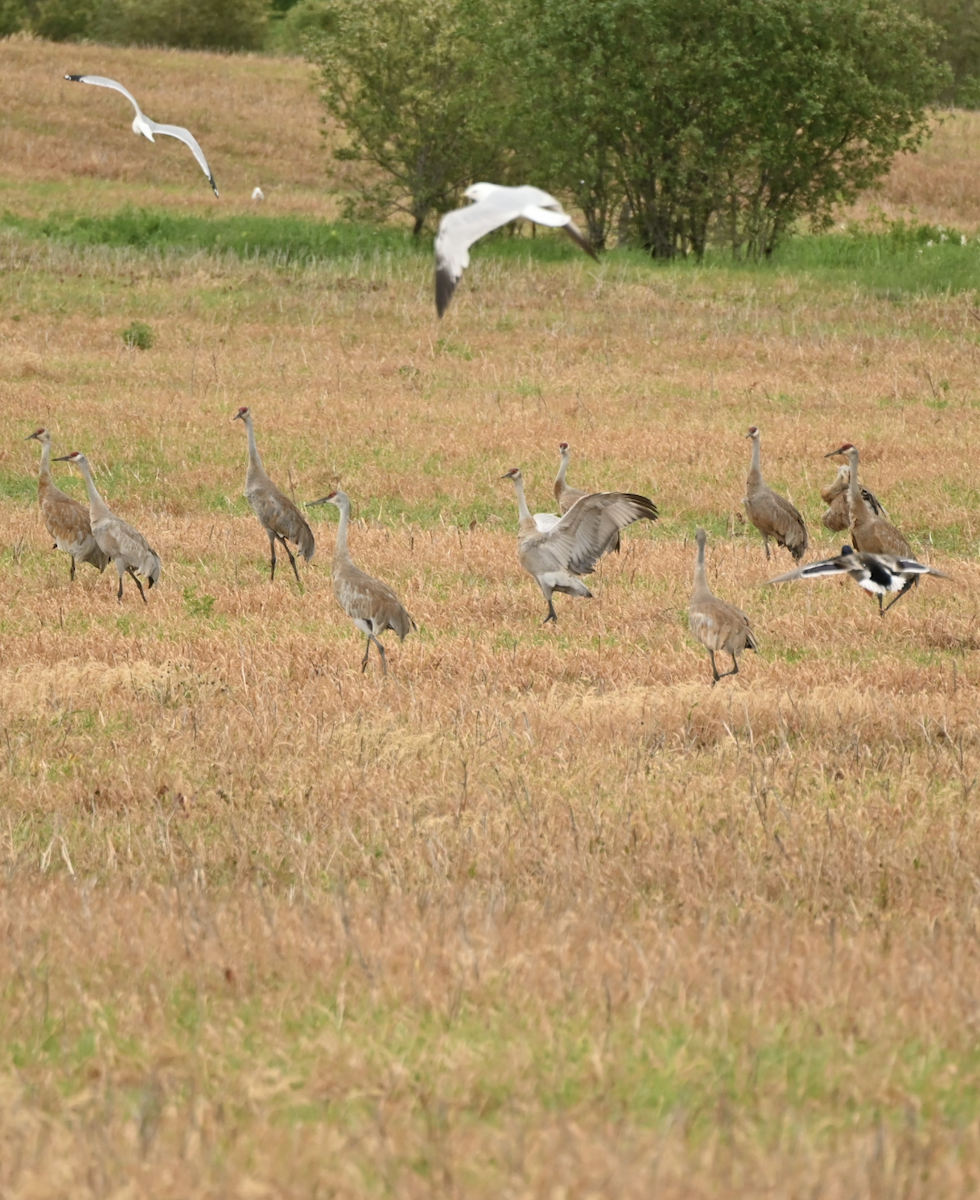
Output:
434,183,596,317
65,74,219,197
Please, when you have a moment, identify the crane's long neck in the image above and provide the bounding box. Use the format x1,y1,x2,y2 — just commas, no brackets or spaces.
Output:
692,538,712,598
512,477,532,524
847,450,861,509
332,496,352,563
77,459,111,521
37,440,52,485
243,416,266,480
747,436,762,487
556,454,569,489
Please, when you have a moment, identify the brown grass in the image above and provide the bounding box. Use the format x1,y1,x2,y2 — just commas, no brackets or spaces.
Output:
2,35,980,1199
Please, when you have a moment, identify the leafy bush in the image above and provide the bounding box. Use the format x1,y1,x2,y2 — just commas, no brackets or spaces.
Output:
121,320,153,350
307,0,504,234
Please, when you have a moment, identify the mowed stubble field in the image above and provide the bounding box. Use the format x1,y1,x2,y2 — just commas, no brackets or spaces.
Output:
3,34,980,1199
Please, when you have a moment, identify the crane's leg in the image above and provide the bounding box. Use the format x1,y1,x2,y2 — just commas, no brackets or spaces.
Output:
277,535,301,584
762,536,771,561
374,636,388,677
116,563,125,601
542,590,558,624
708,650,720,684
265,530,278,581
361,634,387,675
70,557,76,583
127,566,147,603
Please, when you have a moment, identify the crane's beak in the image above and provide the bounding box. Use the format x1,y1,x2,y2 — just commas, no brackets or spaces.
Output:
232,412,244,422
53,454,73,462
24,432,40,441
306,496,330,507
824,446,849,457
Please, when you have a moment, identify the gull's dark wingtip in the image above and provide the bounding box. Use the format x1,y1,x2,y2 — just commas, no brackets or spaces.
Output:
435,267,455,318
209,177,220,198
563,220,599,261
64,74,84,82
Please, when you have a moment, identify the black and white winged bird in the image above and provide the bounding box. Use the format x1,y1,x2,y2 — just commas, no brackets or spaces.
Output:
434,183,597,317
767,545,950,615
64,74,219,197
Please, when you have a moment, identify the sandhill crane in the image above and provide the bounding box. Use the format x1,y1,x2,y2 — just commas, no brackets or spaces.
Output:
435,183,597,316
501,467,658,623
233,407,315,583
307,491,415,674
688,528,758,683
25,427,109,581
743,426,808,563
53,451,161,601
554,441,621,551
820,463,887,533
768,545,949,615
825,444,910,556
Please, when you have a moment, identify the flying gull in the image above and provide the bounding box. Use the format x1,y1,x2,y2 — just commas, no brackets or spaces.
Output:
434,183,597,317
65,74,219,197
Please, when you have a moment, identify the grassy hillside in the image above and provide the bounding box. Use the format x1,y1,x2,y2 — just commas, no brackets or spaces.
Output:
2,34,980,1200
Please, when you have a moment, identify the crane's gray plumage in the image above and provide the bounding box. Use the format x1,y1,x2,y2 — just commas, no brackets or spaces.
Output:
768,545,949,616
554,441,620,551
435,183,597,316
233,406,314,584
307,490,415,675
743,425,808,563
65,74,218,196
820,463,886,533
824,444,909,556
688,528,757,683
26,427,109,581
501,467,658,623
54,451,160,602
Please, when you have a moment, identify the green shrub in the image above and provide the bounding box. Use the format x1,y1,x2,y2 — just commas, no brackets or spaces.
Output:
121,320,154,350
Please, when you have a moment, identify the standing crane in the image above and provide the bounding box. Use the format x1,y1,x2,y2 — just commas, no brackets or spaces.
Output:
501,467,658,623
820,463,886,533
53,451,161,601
688,528,758,683
743,426,808,562
233,407,315,583
25,427,109,580
554,441,621,552
824,444,909,555
768,545,949,615
307,490,415,675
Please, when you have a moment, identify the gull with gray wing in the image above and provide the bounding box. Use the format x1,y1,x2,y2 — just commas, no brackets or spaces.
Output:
65,73,218,196
435,183,597,317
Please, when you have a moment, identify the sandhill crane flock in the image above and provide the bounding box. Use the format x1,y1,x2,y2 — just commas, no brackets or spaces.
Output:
24,420,951,682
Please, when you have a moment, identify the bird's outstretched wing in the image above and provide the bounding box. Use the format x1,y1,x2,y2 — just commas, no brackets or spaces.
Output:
434,184,597,316
539,492,658,576
148,121,219,196
65,74,143,119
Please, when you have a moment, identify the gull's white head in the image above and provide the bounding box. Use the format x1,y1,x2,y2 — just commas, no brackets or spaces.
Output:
464,182,499,204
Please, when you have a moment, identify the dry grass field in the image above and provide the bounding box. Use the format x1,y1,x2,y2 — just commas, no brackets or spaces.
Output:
3,34,980,1199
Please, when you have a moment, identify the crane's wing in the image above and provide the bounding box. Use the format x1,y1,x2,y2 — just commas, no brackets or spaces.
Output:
540,492,658,576
533,512,562,532
147,120,219,196
65,74,142,119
